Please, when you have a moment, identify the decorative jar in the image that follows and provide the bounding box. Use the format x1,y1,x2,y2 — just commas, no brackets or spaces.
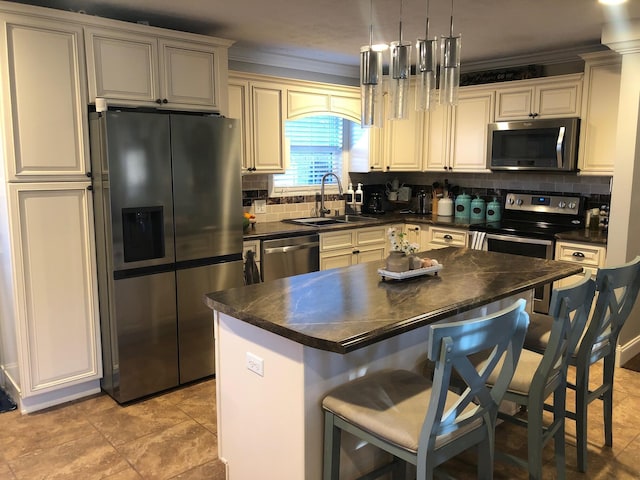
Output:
386,251,410,272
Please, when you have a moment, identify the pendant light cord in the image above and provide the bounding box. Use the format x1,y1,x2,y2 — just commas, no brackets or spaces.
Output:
424,0,430,39
398,0,404,43
369,0,373,47
449,0,454,37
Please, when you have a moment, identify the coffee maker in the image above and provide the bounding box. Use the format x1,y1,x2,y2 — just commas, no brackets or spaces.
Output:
364,192,384,214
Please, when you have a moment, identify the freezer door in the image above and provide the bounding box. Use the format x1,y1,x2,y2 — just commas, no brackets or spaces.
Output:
177,260,243,383
104,111,175,270
170,115,243,261
107,272,179,403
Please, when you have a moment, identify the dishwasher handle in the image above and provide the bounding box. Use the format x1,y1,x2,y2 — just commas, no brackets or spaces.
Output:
263,241,320,255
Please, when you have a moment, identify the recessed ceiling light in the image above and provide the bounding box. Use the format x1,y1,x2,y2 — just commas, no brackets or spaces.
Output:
599,0,627,5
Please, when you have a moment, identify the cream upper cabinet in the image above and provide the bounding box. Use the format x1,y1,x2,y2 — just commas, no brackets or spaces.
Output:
250,82,286,173
494,74,582,121
578,52,621,175
382,84,425,172
229,76,285,174
85,26,230,112
425,87,493,172
287,87,360,122
0,14,89,181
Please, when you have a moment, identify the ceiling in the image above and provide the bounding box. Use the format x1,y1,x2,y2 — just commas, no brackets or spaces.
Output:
8,0,640,78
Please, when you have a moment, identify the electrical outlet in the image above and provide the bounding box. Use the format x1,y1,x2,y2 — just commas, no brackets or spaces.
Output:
246,352,264,376
254,199,267,214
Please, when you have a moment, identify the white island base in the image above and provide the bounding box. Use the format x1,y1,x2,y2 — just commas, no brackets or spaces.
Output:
213,292,531,480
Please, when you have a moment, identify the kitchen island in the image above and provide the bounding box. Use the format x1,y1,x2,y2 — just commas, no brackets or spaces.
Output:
205,247,582,479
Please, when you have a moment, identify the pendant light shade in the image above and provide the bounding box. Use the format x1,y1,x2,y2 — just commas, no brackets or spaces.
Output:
360,46,384,127
416,0,438,112
360,0,384,128
440,0,461,106
388,0,411,120
389,41,412,120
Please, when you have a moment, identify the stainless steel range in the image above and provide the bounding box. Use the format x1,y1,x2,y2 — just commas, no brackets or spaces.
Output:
470,191,584,313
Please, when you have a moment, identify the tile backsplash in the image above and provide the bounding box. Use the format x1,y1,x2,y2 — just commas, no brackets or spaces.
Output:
242,171,612,222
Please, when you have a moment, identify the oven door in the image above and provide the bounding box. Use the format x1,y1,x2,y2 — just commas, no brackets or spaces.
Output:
486,233,554,314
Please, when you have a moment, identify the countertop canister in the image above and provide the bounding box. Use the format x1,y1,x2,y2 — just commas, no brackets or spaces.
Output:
454,193,471,220
470,196,486,221
438,197,454,217
486,197,502,222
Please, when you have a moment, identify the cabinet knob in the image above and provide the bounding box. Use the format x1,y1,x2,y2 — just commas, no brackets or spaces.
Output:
162,98,168,104
87,185,93,191
444,234,453,240
386,166,390,171
155,99,162,104
572,251,585,258
352,249,360,255
85,171,92,178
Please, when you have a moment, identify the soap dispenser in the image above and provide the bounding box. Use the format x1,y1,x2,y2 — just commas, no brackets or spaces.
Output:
355,183,363,205
346,183,354,204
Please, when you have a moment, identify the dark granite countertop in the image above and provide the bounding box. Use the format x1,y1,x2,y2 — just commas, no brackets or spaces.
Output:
242,214,483,241
206,247,582,354
555,229,608,245
244,215,608,246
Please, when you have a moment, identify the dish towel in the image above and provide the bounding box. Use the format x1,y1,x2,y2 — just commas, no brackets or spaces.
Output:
471,231,486,250
244,250,262,285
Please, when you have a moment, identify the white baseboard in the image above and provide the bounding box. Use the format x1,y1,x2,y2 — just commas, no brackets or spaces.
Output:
18,380,101,414
616,334,640,367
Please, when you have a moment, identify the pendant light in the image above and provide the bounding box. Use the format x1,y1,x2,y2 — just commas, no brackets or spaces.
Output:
416,0,438,111
440,0,461,106
360,0,384,128
388,0,412,120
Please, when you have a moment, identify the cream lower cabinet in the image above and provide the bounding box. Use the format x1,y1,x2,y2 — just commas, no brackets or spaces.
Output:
4,183,101,412
426,226,469,249
554,240,606,289
320,227,387,270
85,26,231,112
229,76,285,174
404,224,430,252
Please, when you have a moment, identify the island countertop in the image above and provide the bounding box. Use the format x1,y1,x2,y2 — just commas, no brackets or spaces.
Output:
205,247,582,354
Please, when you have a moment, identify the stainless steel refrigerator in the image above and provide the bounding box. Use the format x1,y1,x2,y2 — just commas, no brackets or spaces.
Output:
89,110,244,403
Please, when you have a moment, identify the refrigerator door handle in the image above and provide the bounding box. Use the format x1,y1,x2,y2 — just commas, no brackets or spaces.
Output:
263,241,320,255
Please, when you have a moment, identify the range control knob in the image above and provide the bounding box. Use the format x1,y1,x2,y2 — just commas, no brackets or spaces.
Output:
516,198,523,206
507,197,515,205
558,201,567,208
568,202,577,209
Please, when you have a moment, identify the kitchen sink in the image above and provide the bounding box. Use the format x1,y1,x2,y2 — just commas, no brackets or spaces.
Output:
283,215,380,227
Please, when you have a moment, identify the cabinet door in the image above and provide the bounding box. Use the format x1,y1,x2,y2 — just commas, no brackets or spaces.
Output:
427,226,468,248
494,87,533,121
320,250,355,270
534,80,581,118
251,83,285,173
578,55,621,174
356,245,386,264
159,39,222,111
85,27,160,104
384,86,424,171
9,183,101,397
450,90,493,172
228,80,252,171
1,16,89,180
424,105,451,171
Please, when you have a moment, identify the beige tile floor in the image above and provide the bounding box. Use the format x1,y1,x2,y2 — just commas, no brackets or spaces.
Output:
1,363,640,479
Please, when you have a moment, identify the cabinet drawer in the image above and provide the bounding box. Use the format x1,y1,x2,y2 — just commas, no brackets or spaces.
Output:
428,227,468,248
320,231,354,251
555,242,605,268
355,226,387,246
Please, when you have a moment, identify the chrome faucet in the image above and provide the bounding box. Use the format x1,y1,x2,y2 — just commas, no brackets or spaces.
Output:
320,173,343,217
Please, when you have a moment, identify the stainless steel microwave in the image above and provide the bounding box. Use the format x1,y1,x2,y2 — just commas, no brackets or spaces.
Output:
487,117,579,172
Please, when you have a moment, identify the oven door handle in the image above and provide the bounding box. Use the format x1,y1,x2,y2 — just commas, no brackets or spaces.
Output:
556,126,566,169
486,233,553,246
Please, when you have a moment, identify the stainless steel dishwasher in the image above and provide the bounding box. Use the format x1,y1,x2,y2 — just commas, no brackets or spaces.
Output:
261,234,320,282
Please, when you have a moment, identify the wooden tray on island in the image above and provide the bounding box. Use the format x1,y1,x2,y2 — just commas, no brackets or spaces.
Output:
378,263,443,281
